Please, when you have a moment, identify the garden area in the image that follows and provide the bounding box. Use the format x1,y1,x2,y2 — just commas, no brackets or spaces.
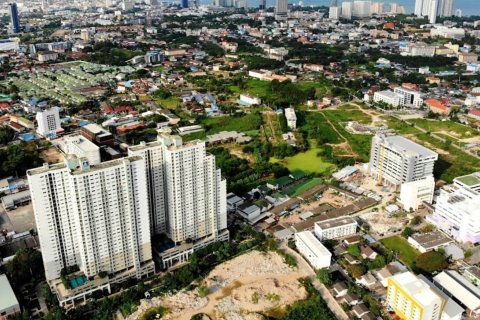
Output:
200,113,262,135
270,146,336,175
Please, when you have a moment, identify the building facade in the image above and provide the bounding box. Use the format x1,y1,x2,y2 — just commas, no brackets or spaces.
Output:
8,3,20,34
314,217,358,240
387,272,443,320
28,156,154,284
369,135,438,188
399,176,435,211
295,231,331,269
427,172,480,244
36,107,62,137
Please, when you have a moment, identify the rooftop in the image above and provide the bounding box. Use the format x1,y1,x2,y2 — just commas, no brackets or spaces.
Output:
455,172,480,187
382,135,438,158
0,274,19,311
316,217,357,230
409,231,453,250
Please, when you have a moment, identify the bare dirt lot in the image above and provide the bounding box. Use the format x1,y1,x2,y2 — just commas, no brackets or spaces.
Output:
0,203,36,233
128,251,309,320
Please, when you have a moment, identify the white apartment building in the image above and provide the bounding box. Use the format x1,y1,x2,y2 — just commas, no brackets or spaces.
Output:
341,1,353,19
275,0,288,19
369,135,438,188
427,172,480,244
394,87,424,108
429,0,439,24
373,90,401,107
405,43,436,57
56,135,101,165
36,107,62,137
28,155,155,305
129,134,229,268
284,108,297,130
387,271,463,320
440,0,453,17
329,6,341,20
295,231,331,269
353,0,371,18
400,176,435,211
314,217,357,240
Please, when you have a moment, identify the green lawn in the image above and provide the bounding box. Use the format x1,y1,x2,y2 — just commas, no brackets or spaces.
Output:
283,177,323,197
154,97,181,109
271,148,336,175
380,236,420,268
201,113,262,134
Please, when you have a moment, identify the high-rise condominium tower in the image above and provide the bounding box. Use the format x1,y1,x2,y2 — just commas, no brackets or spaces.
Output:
128,134,229,268
8,3,20,34
440,0,453,17
28,156,155,283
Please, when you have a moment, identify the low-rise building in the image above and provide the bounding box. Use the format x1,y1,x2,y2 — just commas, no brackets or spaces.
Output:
373,90,401,107
56,134,101,165
459,52,478,64
314,217,357,240
295,230,332,269
407,231,453,253
37,51,59,62
284,108,297,130
425,99,451,115
0,274,20,319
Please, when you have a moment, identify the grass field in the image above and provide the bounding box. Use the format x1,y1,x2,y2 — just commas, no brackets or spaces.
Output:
283,177,323,197
409,119,477,139
380,236,420,268
271,147,336,175
201,113,263,135
155,97,181,109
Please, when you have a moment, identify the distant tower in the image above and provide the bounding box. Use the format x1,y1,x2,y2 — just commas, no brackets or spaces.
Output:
182,0,189,8
341,1,353,20
440,0,453,17
259,0,266,10
275,0,288,20
331,0,337,6
8,3,20,34
414,0,424,16
455,8,462,17
428,0,438,23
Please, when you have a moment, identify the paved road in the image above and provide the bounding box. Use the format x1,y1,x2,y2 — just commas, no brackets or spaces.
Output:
281,243,349,320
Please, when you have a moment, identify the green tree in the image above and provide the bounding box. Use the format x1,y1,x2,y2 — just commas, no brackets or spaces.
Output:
410,216,422,226
415,251,448,274
347,245,360,257
7,248,44,289
316,268,333,286
0,125,15,145
401,227,414,239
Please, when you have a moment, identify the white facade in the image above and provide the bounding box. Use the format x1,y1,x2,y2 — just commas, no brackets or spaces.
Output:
56,135,101,165
400,176,435,211
353,0,371,18
329,6,341,20
295,231,331,269
415,0,424,16
394,87,424,108
440,0,453,17
275,0,288,18
429,0,439,24
28,156,154,282
373,90,401,107
36,107,62,136
238,94,261,106
341,1,353,19
129,134,228,243
314,217,357,240
284,108,297,130
369,135,438,188
428,172,480,244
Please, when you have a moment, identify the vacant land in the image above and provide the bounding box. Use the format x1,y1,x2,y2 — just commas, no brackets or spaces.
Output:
271,147,336,175
283,177,323,197
129,250,309,320
381,236,420,268
201,113,263,135
410,119,478,139
154,97,181,109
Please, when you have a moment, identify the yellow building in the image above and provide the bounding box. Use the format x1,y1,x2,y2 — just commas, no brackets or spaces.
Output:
387,272,444,320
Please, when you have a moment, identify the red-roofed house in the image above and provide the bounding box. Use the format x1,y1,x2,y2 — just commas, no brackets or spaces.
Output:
0,102,11,110
468,109,480,121
425,99,451,116
103,105,114,114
